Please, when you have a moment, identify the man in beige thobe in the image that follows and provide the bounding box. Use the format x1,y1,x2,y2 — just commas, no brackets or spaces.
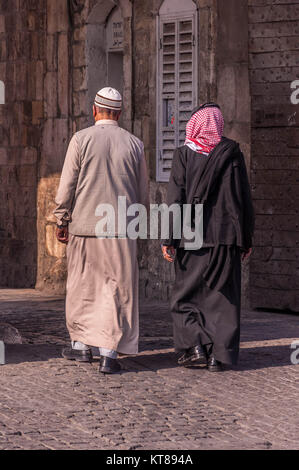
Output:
54,87,149,374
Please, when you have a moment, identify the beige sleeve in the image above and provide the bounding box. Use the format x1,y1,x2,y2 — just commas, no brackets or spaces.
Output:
53,134,81,225
138,148,150,210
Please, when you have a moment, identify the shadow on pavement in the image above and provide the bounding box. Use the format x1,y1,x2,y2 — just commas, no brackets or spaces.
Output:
119,344,297,373
4,343,62,364
2,342,297,372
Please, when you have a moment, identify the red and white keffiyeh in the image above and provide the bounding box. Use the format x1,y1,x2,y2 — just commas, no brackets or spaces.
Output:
185,106,224,154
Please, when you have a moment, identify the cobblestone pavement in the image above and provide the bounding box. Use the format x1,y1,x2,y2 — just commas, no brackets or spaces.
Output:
0,289,298,450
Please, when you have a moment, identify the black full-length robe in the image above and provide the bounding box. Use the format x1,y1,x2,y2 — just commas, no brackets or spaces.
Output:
163,137,255,365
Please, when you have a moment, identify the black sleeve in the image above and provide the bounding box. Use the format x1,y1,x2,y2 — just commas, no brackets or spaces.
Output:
233,151,255,250
162,148,186,247
166,148,186,206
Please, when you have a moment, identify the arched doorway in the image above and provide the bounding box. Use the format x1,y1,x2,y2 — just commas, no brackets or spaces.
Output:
85,0,132,129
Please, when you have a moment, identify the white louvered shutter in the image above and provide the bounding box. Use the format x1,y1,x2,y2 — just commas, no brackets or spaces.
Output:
156,9,198,182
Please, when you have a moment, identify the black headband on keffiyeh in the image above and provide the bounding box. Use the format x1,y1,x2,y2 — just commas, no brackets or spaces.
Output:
190,102,221,117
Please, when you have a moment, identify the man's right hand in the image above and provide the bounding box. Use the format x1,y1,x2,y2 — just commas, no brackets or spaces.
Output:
56,226,69,244
241,247,252,262
161,245,176,263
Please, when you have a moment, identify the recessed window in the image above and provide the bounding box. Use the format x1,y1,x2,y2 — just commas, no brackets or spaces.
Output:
156,0,198,182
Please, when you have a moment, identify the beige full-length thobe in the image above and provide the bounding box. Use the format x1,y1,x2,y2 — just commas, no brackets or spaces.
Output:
53,120,149,354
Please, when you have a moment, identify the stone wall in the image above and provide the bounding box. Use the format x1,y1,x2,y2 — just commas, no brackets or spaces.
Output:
0,0,46,287
35,0,72,292
248,0,299,311
215,0,251,307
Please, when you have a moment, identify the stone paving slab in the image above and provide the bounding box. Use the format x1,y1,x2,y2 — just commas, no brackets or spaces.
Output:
0,289,298,450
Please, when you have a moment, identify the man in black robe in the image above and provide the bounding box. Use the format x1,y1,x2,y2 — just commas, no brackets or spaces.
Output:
162,103,255,372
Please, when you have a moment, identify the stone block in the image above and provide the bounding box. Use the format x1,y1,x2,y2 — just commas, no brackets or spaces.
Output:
251,258,297,276
44,71,58,118
272,230,297,248
22,126,40,148
251,156,299,171
0,125,9,147
250,65,299,84
73,67,87,92
23,100,33,124
251,273,298,291
250,35,299,54
133,119,142,139
46,34,58,71
23,147,38,165
197,0,214,7
41,118,69,176
13,216,36,243
0,61,5,79
73,90,87,117
45,224,66,258
217,64,236,123
0,148,7,165
9,125,21,147
254,199,297,215
252,183,296,202
224,122,251,147
35,60,44,100
249,4,299,23
7,31,19,61
250,286,297,310
0,15,5,33
249,20,299,39
32,101,44,124
74,115,89,132
0,39,6,61
58,33,69,117
27,61,38,101
252,133,299,155
15,189,36,218
27,11,38,31
254,213,297,232
251,168,299,185
37,175,60,220
73,25,86,42
16,164,37,188
217,0,249,64
141,115,150,150
36,175,68,292
235,65,251,121
72,42,86,68
30,31,39,59
250,51,299,69
4,10,22,33
47,0,69,33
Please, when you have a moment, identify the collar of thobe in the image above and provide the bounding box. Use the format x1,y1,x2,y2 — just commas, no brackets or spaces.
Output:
95,119,119,126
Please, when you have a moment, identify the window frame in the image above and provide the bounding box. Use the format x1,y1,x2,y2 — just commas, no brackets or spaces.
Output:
156,6,198,182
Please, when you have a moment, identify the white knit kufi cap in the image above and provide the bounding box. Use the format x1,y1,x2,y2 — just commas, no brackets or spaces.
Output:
94,87,122,110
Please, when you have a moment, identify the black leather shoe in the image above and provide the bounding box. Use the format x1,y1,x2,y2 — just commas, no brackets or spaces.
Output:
99,356,121,374
62,347,92,363
178,344,207,367
207,355,223,372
